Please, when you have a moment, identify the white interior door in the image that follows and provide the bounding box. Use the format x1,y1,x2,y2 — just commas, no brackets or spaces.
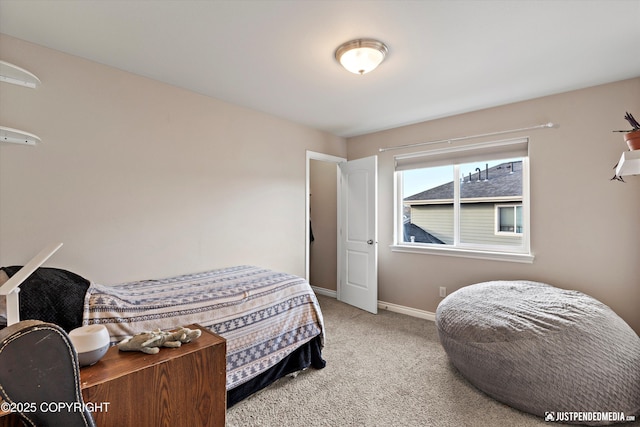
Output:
338,155,378,314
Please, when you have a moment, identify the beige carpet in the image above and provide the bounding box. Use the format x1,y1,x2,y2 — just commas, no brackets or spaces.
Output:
225,295,554,426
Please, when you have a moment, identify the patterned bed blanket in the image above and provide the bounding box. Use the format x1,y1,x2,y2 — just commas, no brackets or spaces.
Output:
82,265,325,390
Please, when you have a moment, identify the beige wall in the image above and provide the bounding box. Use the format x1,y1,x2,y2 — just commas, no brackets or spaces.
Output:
347,78,640,333
0,34,346,283
309,159,338,290
2,34,637,333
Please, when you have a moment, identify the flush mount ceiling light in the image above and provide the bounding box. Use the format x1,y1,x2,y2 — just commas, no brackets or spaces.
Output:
335,39,388,75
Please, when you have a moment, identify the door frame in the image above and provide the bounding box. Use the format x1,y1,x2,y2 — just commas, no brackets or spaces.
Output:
305,151,346,288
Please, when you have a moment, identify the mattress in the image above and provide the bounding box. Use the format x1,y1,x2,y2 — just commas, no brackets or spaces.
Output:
82,265,325,390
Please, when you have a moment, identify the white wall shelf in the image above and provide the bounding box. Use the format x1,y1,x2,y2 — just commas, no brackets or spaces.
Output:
615,150,640,177
0,60,41,88
0,126,42,146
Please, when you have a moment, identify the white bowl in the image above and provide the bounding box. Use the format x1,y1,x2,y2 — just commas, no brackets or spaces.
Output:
69,324,110,367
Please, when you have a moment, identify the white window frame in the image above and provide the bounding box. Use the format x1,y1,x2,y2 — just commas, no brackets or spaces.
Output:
391,137,534,263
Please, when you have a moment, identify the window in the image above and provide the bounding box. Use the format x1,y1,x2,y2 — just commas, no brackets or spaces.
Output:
393,138,533,263
496,204,523,234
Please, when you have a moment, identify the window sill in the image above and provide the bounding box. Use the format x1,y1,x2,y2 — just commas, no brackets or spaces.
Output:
390,244,535,264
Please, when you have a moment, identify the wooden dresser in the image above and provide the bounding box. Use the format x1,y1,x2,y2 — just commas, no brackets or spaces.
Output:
0,324,226,427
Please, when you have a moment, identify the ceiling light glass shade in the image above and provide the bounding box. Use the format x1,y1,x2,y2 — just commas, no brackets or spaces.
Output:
335,39,388,75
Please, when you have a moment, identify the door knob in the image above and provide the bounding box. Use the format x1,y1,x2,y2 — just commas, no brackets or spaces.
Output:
367,239,374,245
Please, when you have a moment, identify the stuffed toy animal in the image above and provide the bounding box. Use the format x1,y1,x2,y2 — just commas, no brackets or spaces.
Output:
117,326,202,354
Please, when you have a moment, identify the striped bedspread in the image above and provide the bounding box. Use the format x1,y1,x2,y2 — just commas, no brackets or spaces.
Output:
82,265,325,390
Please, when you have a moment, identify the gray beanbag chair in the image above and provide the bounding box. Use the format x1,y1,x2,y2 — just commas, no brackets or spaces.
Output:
436,281,640,425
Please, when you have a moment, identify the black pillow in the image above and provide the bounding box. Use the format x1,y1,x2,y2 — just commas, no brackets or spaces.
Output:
1,266,90,332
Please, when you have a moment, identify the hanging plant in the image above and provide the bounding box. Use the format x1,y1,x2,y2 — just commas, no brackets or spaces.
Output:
611,112,640,182
614,112,640,150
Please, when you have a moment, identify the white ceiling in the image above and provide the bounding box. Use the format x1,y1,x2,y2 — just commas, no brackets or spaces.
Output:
1,0,639,137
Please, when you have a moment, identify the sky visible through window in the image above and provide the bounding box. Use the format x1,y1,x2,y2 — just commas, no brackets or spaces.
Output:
402,157,521,198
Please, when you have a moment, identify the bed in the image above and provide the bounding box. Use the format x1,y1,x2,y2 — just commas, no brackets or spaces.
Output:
0,264,326,407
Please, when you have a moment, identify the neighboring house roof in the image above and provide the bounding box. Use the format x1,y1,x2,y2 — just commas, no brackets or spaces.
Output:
403,223,445,244
405,160,522,202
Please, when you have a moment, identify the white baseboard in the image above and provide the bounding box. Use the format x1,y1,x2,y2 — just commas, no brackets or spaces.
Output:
311,286,436,322
311,286,337,298
378,300,436,322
